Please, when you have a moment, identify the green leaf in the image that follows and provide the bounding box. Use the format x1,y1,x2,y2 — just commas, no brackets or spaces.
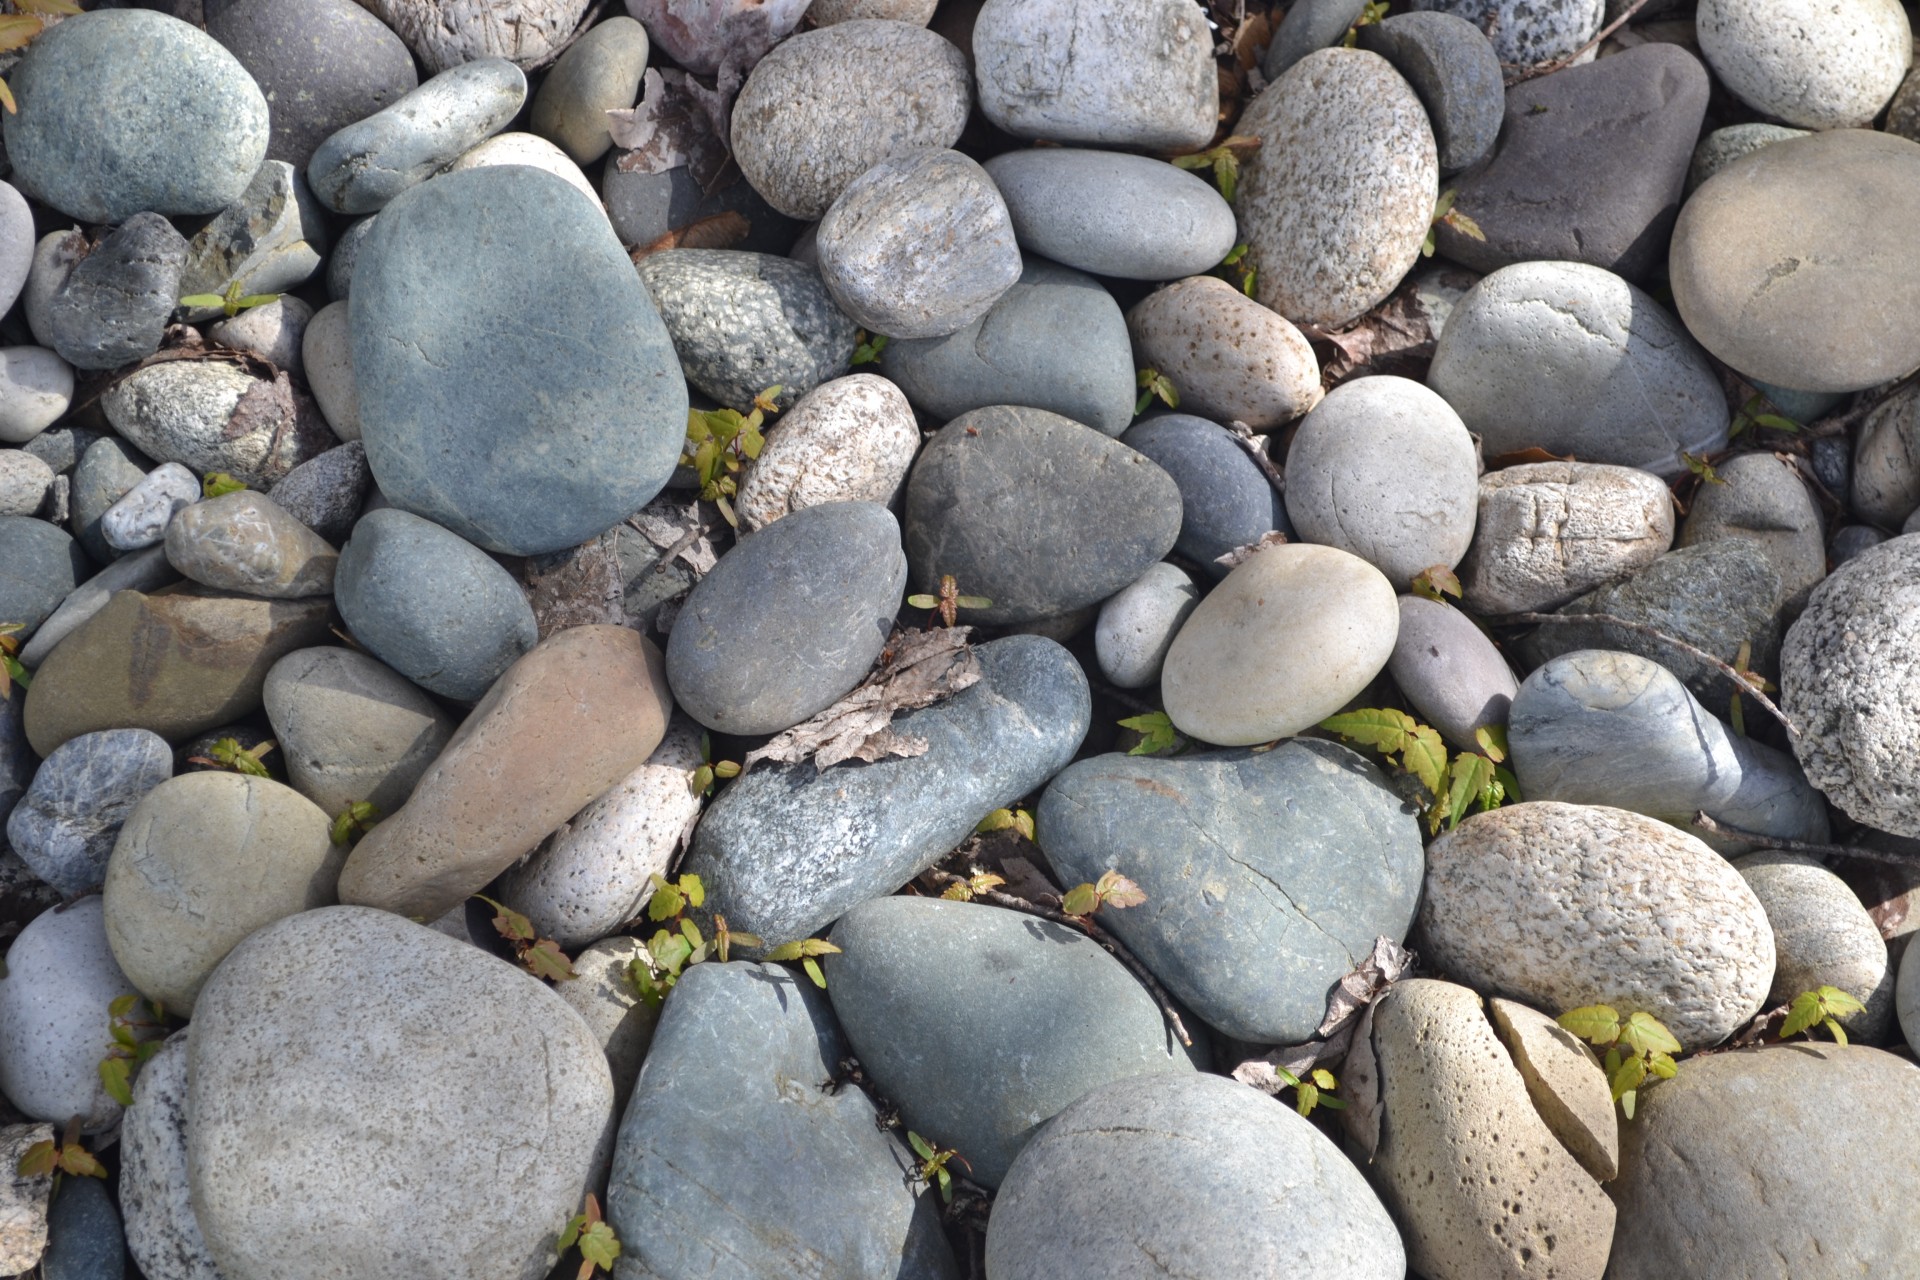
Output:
976,808,1015,834
908,1131,935,1161
1681,451,1724,485
558,1213,584,1252
1619,1087,1638,1121
1223,243,1248,266
1170,153,1210,172
59,1144,106,1178
473,895,535,943
577,1221,621,1269
524,939,577,983
1310,1068,1337,1091
1474,724,1508,763
802,956,826,988
680,874,705,909
647,876,684,921
1752,413,1801,434
1621,1011,1682,1057
1780,990,1823,1039
1013,808,1035,840
1402,724,1449,798
1557,1005,1621,1046
1294,1081,1319,1116
1609,1053,1647,1102
1118,710,1180,756
1442,208,1486,242
1213,152,1237,203
1061,883,1099,916
1819,985,1867,1018
905,593,939,610
111,1023,136,1049
1316,1095,1349,1110
1318,707,1416,755
109,994,138,1019
1432,189,1458,221
177,293,227,309
1824,1017,1848,1045
1444,751,1494,830
15,1140,54,1178
1420,227,1436,258
203,472,247,498
99,1056,133,1106
1647,1051,1678,1079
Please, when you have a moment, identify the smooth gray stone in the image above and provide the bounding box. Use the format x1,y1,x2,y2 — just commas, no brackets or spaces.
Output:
982,148,1238,281
120,1034,222,1280
176,160,329,322
353,166,688,556
0,895,141,1135
333,508,537,702
207,296,312,378
683,635,1090,943
827,896,1201,1188
0,347,71,449
307,58,526,214
1265,0,1369,78
1120,414,1286,577
602,163,803,258
21,547,175,670
1678,451,1825,610
0,689,31,835
3,10,269,224
666,501,905,736
42,214,189,372
43,1175,124,1280
0,450,52,516
529,15,647,165
1407,0,1601,67
904,406,1181,624
0,181,31,318
1754,379,1842,426
1387,594,1517,750
262,645,456,818
1735,850,1892,1043
1360,10,1503,173
1832,524,1887,564
101,464,199,553
637,248,855,412
71,438,153,567
882,258,1134,437
1036,740,1425,1044
0,517,87,641
1510,649,1829,847
8,729,173,897
266,442,370,545
1852,382,1920,527
326,215,375,300
606,961,957,1280
22,427,102,478
23,229,87,350
1094,561,1200,688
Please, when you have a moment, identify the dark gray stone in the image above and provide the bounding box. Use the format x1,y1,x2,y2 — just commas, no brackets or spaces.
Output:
8,729,173,897
904,406,1181,624
334,508,537,702
0,517,87,640
0,688,33,837
42,215,189,372
683,635,1090,943
267,441,370,545
1678,451,1826,610
1407,0,1601,68
43,1175,124,1280
637,248,856,412
882,258,1134,437
22,427,102,478
602,163,803,258
1434,44,1709,281
175,160,329,323
826,896,1201,1188
353,166,688,556
606,961,958,1280
3,9,268,224
1832,524,1885,565
326,215,376,301
204,0,420,171
1120,414,1286,577
1036,740,1424,1044
1811,434,1850,501
666,501,905,736
1388,594,1517,750
71,438,153,567
1265,0,1369,79
1360,11,1503,173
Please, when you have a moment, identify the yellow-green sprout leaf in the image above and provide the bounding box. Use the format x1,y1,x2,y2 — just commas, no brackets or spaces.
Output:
1444,751,1495,830
1818,985,1867,1017
58,1144,106,1178
577,1220,620,1271
1095,869,1147,909
15,1140,55,1178
1609,1052,1647,1103
1310,1068,1337,1091
1118,710,1181,756
1647,1051,1678,1079
1442,208,1486,242
802,956,826,988
1619,1087,1638,1121
1824,1017,1848,1045
647,875,684,921
1780,990,1824,1039
203,472,247,498
1620,1011,1683,1057
1060,883,1100,917
177,293,227,309
976,808,1016,834
1558,1005,1621,1046
1474,724,1508,763
1409,563,1462,602
1681,451,1725,485
1403,723,1449,797
1319,707,1416,754
1294,1080,1319,1116
99,1056,134,1107
474,895,535,943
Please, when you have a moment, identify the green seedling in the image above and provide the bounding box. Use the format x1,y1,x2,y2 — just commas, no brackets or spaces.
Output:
1060,869,1147,918
1341,0,1391,45
178,278,281,318
1117,710,1184,757
907,574,991,629
939,869,1007,902
763,937,842,989
851,331,890,365
1135,367,1179,415
473,895,577,982
680,385,781,527
1169,135,1260,203
1727,392,1802,439
1726,639,1775,739
1422,190,1486,257
907,1131,970,1203
1557,1005,1682,1120
1319,707,1517,833
98,993,166,1106
1681,451,1725,485
974,807,1034,841
329,800,381,847
691,733,740,797
0,622,28,698
1273,1066,1346,1117
558,1193,620,1280
1781,985,1868,1045
188,736,275,777
1220,242,1256,297
17,1116,105,1181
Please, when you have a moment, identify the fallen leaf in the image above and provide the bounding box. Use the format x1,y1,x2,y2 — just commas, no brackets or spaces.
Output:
1232,936,1414,1096
628,211,752,262
626,495,720,575
515,530,627,638
1213,529,1290,570
1311,286,1436,389
608,68,735,194
1485,445,1575,469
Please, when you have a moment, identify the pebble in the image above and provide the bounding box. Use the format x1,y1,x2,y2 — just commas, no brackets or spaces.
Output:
164,491,338,599
1428,261,1726,474
21,428,99,480
603,159,803,258
299,302,359,441
0,1122,52,1275
1687,122,1807,193
1359,11,1503,173
1161,542,1399,746
1677,451,1825,609
549,935,656,1116
1122,414,1285,576
43,1175,124,1280
1734,851,1891,1042
983,148,1238,281
0,451,51,518
0,517,86,640
176,161,328,324
1904,940,1920,1054
883,258,1135,437
262,443,368,546
1459,462,1675,615
0,182,30,318
904,406,1181,624
187,906,613,1280
1696,0,1910,130
0,348,73,446
1265,0,1370,78
206,295,312,379
1387,593,1517,749
324,215,375,299
3,10,268,224
359,0,593,74
8,730,172,898
442,132,602,209
1094,561,1201,688
119,1035,220,1280
1234,48,1437,329
21,231,86,351
683,635,1089,944
1038,739,1423,1043
100,464,199,554
1831,522,1887,565
1419,802,1775,1046
972,0,1216,150
1408,0,1602,67
261,646,455,819
734,374,918,531
19,547,175,670
1851,381,1920,527
101,361,335,490
624,0,807,76
811,0,938,21
530,16,648,165
731,20,970,220
1125,275,1322,431
43,214,189,372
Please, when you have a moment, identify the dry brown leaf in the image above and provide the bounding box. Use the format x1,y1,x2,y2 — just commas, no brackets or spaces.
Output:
1213,529,1290,571
1313,288,1436,389
1485,445,1576,469
626,496,720,576
608,68,734,194
628,211,751,263
1231,936,1413,1094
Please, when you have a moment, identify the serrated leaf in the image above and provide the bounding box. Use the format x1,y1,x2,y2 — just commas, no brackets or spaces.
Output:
1647,1051,1678,1079
1609,1053,1647,1102
1621,1011,1682,1056
1294,1081,1319,1115
1474,724,1508,763
1318,708,1416,754
940,883,972,900
1310,1068,1337,1090
59,1144,106,1177
1096,870,1147,909
525,939,577,982
648,877,684,921
15,1140,54,1178
1819,985,1867,1017
1403,725,1449,797
1780,991,1823,1039
1445,751,1494,830
578,1221,621,1269
100,1056,133,1106
109,993,138,1019
1061,883,1099,916
1558,1005,1621,1045
1118,710,1180,756
1442,209,1486,242
474,895,534,943
976,808,1015,834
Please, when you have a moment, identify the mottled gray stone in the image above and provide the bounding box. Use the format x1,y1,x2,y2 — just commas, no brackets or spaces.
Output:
905,406,1181,624
1832,524,1887,565
602,162,803,258
307,59,525,214
828,896,1200,1187
43,1176,122,1280
266,441,369,545
3,10,268,224
120,1035,219,1280
1360,11,1503,173
683,635,1089,943
101,464,198,553
983,148,1238,281
1388,593,1516,749
1678,451,1825,610
207,296,311,380
1094,562,1199,689
810,0,938,21
1125,275,1322,432
20,428,97,480
531,16,647,165
20,547,175,670
1735,851,1891,1042
101,361,336,491
1038,740,1423,1043
1696,0,1910,130
0,348,74,448
623,0,807,76
883,258,1134,436
1460,462,1675,614
1408,0,1602,66
1687,122,1807,194
42,214,189,372
325,216,375,301
262,646,455,818
1852,381,1920,527
0,518,86,640
22,231,86,352
0,451,51,518
8,730,173,898
177,161,328,322
1121,414,1285,578
1265,0,1369,78
164,491,337,599
734,374,919,532
0,182,30,319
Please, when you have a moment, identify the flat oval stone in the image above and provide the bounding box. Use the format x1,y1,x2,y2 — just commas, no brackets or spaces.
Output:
1671,131,1920,394
43,215,188,372
1387,594,1516,749
262,646,457,818
7,729,173,899
734,374,919,531
1734,851,1892,1042
1234,48,1437,329
1126,276,1321,432
120,1035,220,1280
101,361,335,490
904,406,1181,624
1697,0,1910,130
1121,414,1284,576
0,516,87,640
827,896,1199,1187
353,166,687,554
530,16,648,165
165,492,337,599
1677,451,1825,610
1037,740,1424,1043
1408,0,1601,66
301,302,360,441
207,296,312,380
1460,461,1674,614
1360,11,1503,173
4,10,269,224
984,148,1237,281
0,347,74,446
1094,562,1200,688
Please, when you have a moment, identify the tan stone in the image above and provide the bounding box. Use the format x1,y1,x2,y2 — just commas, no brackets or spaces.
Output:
1125,275,1322,432
0,1123,52,1274
165,491,339,598
1460,462,1675,615
1488,997,1618,1182
551,936,658,1118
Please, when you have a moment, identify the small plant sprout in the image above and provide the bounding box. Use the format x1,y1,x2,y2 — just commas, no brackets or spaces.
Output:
188,736,276,777
1727,392,1802,439
17,1116,105,1181
1341,0,1391,45
764,937,843,989
329,801,381,847
1409,563,1462,604
1169,134,1260,203
178,278,281,318
1219,243,1256,297
1726,639,1775,739
851,331,890,366
1319,707,1517,834
680,385,781,527
203,472,248,499
907,574,991,629
1421,190,1486,257
1274,1066,1346,1118
690,733,741,798
1556,1005,1682,1120
473,895,577,983
558,1193,621,1280
907,1131,971,1203
1680,451,1725,485
0,1,80,113
1060,869,1147,918
0,622,29,698
1781,985,1868,1045
1135,367,1179,415
939,869,1007,902
98,993,166,1107
974,807,1035,841
1118,710,1185,757
626,873,760,1007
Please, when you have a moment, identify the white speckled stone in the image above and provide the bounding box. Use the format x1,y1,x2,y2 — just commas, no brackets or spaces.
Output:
120,1034,222,1280
1734,851,1892,1043
1126,276,1321,432
0,348,73,446
1460,462,1674,615
1408,0,1602,68
1094,562,1200,689
1696,0,1910,130
0,451,51,518
207,295,313,380
735,374,919,532
101,463,199,553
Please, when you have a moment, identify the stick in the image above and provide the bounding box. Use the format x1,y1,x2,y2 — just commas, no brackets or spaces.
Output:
1691,812,1920,868
1225,420,1287,497
1506,0,1655,83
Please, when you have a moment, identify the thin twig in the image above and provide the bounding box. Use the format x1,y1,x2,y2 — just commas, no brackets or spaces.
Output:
1225,420,1287,497
1505,0,1654,84
1692,812,1920,867
1803,367,1920,438
1088,676,1162,718
925,870,1194,1048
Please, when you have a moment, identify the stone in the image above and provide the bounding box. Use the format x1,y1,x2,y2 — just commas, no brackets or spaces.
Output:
1122,415,1287,577
325,215,376,300
22,231,87,352
1419,802,1775,1046
300,302,360,441
1697,0,1909,130
531,16,648,165
3,10,269,224
1734,851,1891,1042
1485,997,1618,1182
188,907,613,1280
1284,376,1478,587
1407,0,1602,67
267,442,370,545
608,961,955,1279
0,182,30,319
340,626,671,922
43,1176,123,1280
1687,122,1807,193
22,587,331,758
0,688,32,833
443,132,601,208
1608,1044,1920,1278
623,0,806,76
0,897,143,1134
74,435,156,559
667,501,905,735
8,730,173,898
1904,939,1920,1054
827,896,1199,1187
1094,561,1200,689
1359,11,1503,173
810,0,938,21
1677,451,1825,610
1125,275,1321,431
984,1072,1405,1280
1428,261,1727,474
0,451,51,518
19,548,175,670
1161,543,1399,746
0,517,86,640
262,646,454,818
1459,462,1675,614
1433,45,1709,281
357,0,594,73
973,0,1215,150
734,374,918,531
42,215,189,372
101,464,199,554
177,162,327,325
307,59,527,214
904,407,1179,624
983,148,1238,281
1265,0,1370,78
1673,131,1920,394
0,1124,52,1275
731,20,970,220
120,1035,219,1280
21,428,99,481
0,348,73,446
550,936,656,1116
207,296,312,379
1388,593,1517,749
1234,48,1437,329
636,248,854,414
684,635,1089,943
603,159,804,258
101,361,336,490
1852,381,1920,526
1832,524,1886,565
164,491,338,598
816,149,1019,340
884,258,1135,436
1038,739,1423,1043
